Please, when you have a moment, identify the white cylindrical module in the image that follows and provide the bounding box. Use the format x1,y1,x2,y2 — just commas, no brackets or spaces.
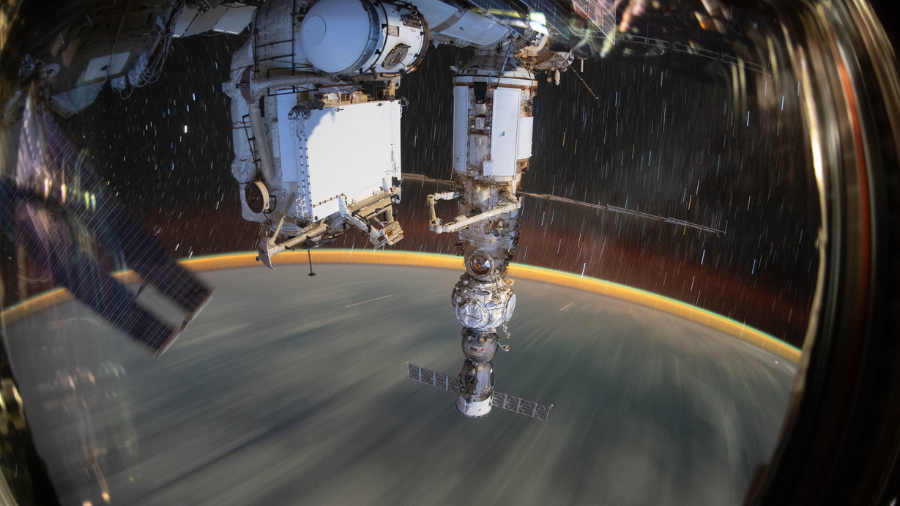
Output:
408,0,510,48
451,73,536,182
299,0,429,76
489,87,521,178
252,0,312,73
452,85,469,174
299,0,372,72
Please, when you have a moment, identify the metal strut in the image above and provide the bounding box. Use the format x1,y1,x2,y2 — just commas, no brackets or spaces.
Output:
402,173,725,236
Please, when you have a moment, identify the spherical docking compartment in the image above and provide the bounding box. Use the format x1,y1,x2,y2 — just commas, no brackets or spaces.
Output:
503,292,517,322
299,0,428,76
452,273,515,330
456,299,490,329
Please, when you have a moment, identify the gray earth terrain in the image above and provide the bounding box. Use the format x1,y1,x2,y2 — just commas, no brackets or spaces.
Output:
4,263,797,505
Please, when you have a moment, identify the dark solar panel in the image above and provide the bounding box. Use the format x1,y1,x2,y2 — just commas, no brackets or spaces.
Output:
1,97,211,355
407,363,462,393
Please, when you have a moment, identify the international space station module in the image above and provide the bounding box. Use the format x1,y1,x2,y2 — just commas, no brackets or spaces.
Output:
9,0,737,417
223,0,428,266
215,0,585,270
13,0,616,415
215,0,565,418
211,0,583,418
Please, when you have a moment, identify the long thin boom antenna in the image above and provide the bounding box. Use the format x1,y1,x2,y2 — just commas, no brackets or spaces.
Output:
518,191,726,235
307,248,316,276
570,65,600,102
400,173,725,236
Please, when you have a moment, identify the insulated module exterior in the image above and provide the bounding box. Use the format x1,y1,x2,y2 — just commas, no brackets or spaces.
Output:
424,29,561,418
216,0,561,417
223,0,422,265
218,0,565,270
15,0,735,421
263,94,403,230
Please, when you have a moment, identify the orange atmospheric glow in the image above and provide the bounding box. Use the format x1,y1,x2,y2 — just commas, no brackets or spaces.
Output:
1,250,801,363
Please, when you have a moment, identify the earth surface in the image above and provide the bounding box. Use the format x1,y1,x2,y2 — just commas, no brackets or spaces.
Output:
4,262,797,506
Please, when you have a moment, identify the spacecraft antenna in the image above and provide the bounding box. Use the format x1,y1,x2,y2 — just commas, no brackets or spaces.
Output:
401,173,726,235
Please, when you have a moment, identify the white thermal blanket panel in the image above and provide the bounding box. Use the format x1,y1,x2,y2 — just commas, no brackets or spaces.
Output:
490,88,520,177
453,86,469,174
305,101,401,219
276,94,302,185
516,116,533,160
